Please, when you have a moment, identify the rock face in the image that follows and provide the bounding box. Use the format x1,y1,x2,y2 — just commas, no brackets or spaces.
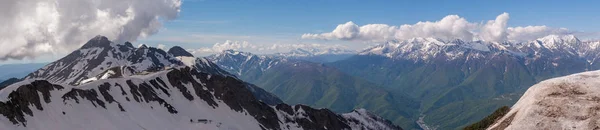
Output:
488,70,600,130
0,36,400,130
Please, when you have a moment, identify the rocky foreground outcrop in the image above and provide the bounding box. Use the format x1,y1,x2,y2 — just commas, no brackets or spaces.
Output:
488,70,600,130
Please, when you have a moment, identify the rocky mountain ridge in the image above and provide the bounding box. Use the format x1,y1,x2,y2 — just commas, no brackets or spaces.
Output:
0,36,401,130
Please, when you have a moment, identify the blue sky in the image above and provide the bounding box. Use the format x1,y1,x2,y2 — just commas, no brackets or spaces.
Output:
166,0,600,34
138,0,600,56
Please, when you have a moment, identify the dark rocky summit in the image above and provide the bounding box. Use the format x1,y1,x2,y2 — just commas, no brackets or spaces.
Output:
168,46,194,57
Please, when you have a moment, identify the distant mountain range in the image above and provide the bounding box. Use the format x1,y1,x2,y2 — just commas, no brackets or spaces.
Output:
0,63,47,90
208,50,420,128
207,34,600,129
0,36,400,130
0,78,21,89
275,47,356,58
330,35,600,129
273,48,357,63
0,63,46,80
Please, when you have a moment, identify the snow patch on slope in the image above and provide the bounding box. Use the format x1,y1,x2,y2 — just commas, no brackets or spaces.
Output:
0,68,399,130
343,109,399,130
176,56,196,66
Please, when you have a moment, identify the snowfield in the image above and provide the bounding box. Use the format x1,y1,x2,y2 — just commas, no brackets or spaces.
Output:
0,66,400,130
0,70,262,130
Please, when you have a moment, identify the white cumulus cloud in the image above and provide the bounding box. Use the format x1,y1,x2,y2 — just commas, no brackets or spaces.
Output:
302,21,361,40
0,0,182,61
480,13,510,42
303,13,579,42
303,15,476,42
396,15,477,42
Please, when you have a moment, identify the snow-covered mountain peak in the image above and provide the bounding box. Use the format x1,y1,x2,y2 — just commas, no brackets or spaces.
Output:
206,50,309,77
488,70,600,130
359,37,491,60
213,50,262,64
277,47,357,57
587,41,600,50
407,37,445,46
138,44,149,49
358,35,600,62
222,49,254,57
536,34,581,50
25,36,184,85
537,34,580,43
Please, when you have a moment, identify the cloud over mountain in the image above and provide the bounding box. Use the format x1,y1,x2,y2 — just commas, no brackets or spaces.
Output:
0,0,182,61
480,13,510,42
303,13,576,42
